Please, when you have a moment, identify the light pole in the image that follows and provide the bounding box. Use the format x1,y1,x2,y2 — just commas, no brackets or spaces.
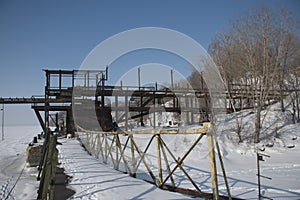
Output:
1,104,4,141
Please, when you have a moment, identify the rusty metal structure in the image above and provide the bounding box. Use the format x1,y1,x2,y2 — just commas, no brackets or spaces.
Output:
0,67,290,135
1,67,292,199
0,68,213,135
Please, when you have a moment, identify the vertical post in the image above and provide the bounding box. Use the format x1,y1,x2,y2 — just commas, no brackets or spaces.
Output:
171,69,174,90
204,92,209,121
46,70,50,91
138,67,141,90
215,141,232,200
125,94,128,131
138,67,144,126
105,65,108,81
115,96,118,124
87,71,90,90
45,71,50,136
49,134,58,200
115,135,119,170
104,134,108,164
1,104,4,141
185,93,190,125
207,133,219,200
156,134,162,185
201,71,204,90
101,73,105,107
96,72,99,86
40,133,57,200
190,97,194,124
153,90,156,129
130,135,136,177
59,70,62,90
257,152,261,199
55,113,59,132
72,70,75,88
256,152,271,200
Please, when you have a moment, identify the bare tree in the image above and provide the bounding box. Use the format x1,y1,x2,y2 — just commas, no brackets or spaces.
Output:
287,37,300,123
209,31,244,142
209,6,300,143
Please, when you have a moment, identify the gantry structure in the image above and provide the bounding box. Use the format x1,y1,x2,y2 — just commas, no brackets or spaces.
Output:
0,67,289,135
0,67,213,135
0,67,291,199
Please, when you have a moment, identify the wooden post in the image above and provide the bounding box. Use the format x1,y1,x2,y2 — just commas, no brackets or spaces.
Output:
95,134,100,159
86,133,90,152
99,134,105,161
207,133,219,200
131,137,157,183
156,134,163,186
160,140,175,187
92,134,97,155
41,134,57,200
215,140,232,200
104,134,108,164
115,135,120,170
50,135,58,200
130,135,136,177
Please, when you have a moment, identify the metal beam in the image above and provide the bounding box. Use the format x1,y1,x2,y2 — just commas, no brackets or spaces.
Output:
34,109,46,131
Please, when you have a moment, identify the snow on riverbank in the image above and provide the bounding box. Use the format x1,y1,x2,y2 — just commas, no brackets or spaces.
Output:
68,100,300,199
0,100,299,199
0,125,41,200
214,101,300,199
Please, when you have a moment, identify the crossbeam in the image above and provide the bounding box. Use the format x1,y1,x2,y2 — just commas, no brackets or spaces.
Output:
0,97,71,104
76,122,210,135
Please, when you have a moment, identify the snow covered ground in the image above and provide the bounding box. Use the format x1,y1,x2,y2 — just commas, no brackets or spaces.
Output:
215,101,300,199
0,125,41,200
62,101,300,199
58,138,196,200
0,101,300,199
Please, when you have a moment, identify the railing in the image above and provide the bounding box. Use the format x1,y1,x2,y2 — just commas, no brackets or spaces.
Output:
37,131,58,200
76,124,231,199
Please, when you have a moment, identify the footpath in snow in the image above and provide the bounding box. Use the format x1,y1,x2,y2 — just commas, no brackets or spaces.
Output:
58,138,196,200
58,133,300,199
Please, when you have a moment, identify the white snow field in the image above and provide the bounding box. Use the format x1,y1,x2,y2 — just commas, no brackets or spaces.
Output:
0,125,41,200
0,101,300,199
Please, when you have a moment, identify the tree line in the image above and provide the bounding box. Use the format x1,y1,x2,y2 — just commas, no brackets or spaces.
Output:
206,6,300,143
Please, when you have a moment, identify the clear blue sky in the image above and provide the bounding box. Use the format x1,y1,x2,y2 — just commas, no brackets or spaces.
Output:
0,0,299,125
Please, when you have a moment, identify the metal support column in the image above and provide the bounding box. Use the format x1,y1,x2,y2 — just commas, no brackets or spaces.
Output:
1,104,4,141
